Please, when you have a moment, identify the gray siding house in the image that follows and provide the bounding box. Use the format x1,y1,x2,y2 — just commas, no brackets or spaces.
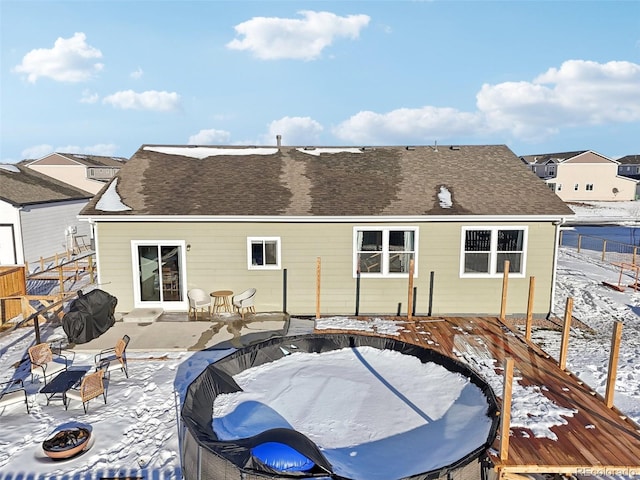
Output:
0,164,93,265
617,154,640,179
79,144,573,317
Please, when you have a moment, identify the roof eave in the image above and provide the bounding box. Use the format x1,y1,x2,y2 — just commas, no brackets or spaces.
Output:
79,214,574,223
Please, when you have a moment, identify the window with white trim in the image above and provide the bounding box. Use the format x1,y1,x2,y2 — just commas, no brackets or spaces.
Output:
461,227,527,277
354,227,417,277
574,184,579,191
586,184,594,191
247,237,281,270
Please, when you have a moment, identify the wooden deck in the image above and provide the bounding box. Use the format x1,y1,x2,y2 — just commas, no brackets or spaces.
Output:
315,316,640,477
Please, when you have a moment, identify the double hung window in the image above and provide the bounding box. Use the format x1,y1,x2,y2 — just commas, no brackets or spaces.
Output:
461,227,526,277
354,227,417,277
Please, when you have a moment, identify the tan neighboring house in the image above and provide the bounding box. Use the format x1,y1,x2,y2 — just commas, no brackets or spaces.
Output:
25,152,127,195
79,143,573,317
0,164,93,265
521,150,638,201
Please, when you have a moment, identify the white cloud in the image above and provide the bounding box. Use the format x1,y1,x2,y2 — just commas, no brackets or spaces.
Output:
12,32,103,83
21,143,119,159
56,143,119,156
262,116,324,145
21,144,54,159
130,67,144,79
334,59,640,144
476,60,640,140
333,107,483,144
102,90,181,111
226,10,370,60
188,129,231,145
80,89,99,104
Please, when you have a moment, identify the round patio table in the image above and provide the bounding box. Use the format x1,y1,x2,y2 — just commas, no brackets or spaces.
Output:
210,290,233,313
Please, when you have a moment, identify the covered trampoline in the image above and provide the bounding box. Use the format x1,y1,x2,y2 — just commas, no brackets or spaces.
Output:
180,334,500,480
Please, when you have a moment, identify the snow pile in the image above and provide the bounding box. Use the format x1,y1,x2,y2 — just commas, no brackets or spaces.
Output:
144,146,278,158
212,346,493,480
315,316,404,336
95,179,131,212
438,185,453,208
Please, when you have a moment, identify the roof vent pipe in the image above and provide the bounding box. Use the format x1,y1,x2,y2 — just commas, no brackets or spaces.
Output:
276,135,282,149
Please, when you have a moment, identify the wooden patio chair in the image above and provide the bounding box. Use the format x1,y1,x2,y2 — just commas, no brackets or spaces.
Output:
94,335,130,379
65,369,108,413
28,343,70,384
0,379,29,414
232,288,257,319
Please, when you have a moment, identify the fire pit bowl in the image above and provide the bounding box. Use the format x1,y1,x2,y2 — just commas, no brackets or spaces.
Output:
42,427,91,460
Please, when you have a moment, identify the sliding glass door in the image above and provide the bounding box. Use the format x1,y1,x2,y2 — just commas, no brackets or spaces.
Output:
132,241,187,309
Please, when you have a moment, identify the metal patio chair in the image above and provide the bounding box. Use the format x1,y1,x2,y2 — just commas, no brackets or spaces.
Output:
94,334,130,379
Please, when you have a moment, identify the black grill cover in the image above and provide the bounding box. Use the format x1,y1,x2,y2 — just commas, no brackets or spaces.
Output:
62,289,117,344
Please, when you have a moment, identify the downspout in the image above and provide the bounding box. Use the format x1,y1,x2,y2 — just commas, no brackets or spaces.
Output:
548,217,567,319
84,218,100,287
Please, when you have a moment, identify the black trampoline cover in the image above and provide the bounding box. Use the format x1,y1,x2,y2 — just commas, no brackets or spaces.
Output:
181,334,500,480
62,289,117,344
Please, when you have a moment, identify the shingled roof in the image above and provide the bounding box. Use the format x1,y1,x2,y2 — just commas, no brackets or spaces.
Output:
616,154,640,165
0,164,93,206
24,153,128,167
80,144,574,218
520,151,588,165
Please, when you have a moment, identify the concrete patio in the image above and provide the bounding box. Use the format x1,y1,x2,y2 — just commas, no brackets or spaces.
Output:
67,311,314,353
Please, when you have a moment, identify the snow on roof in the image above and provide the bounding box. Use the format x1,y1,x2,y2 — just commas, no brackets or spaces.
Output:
438,185,453,208
144,146,279,159
296,147,363,156
95,179,131,212
0,164,20,173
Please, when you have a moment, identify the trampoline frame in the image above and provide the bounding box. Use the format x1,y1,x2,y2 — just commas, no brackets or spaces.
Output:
180,333,500,480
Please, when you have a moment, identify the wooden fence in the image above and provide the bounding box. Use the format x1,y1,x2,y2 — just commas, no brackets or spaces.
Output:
0,250,95,327
0,266,26,322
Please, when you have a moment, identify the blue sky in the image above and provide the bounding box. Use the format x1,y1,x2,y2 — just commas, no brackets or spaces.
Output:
1,1,639,162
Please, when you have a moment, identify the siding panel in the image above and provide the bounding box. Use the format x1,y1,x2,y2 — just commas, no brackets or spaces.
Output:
96,221,556,316
20,200,91,263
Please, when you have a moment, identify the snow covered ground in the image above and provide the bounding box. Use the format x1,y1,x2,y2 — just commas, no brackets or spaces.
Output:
0,200,638,479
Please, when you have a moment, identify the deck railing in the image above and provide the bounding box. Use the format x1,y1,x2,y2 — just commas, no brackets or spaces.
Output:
559,230,639,265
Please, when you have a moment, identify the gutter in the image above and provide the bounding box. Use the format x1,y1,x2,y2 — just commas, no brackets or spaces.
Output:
78,214,572,224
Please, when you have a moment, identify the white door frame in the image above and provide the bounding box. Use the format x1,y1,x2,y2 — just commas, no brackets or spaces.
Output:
130,240,188,311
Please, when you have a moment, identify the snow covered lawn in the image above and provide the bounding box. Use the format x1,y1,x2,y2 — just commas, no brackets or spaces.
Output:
0,200,639,479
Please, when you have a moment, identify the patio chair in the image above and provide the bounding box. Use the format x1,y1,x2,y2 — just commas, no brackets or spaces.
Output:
65,369,108,413
0,379,29,414
188,288,211,320
94,335,130,379
232,288,257,319
28,343,70,384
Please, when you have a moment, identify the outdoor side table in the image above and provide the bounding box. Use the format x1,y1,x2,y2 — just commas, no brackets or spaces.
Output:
40,368,89,407
210,290,234,313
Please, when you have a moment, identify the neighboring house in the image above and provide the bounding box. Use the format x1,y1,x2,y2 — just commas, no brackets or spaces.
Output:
0,164,93,265
25,152,127,195
79,143,573,317
520,150,637,202
616,154,640,179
